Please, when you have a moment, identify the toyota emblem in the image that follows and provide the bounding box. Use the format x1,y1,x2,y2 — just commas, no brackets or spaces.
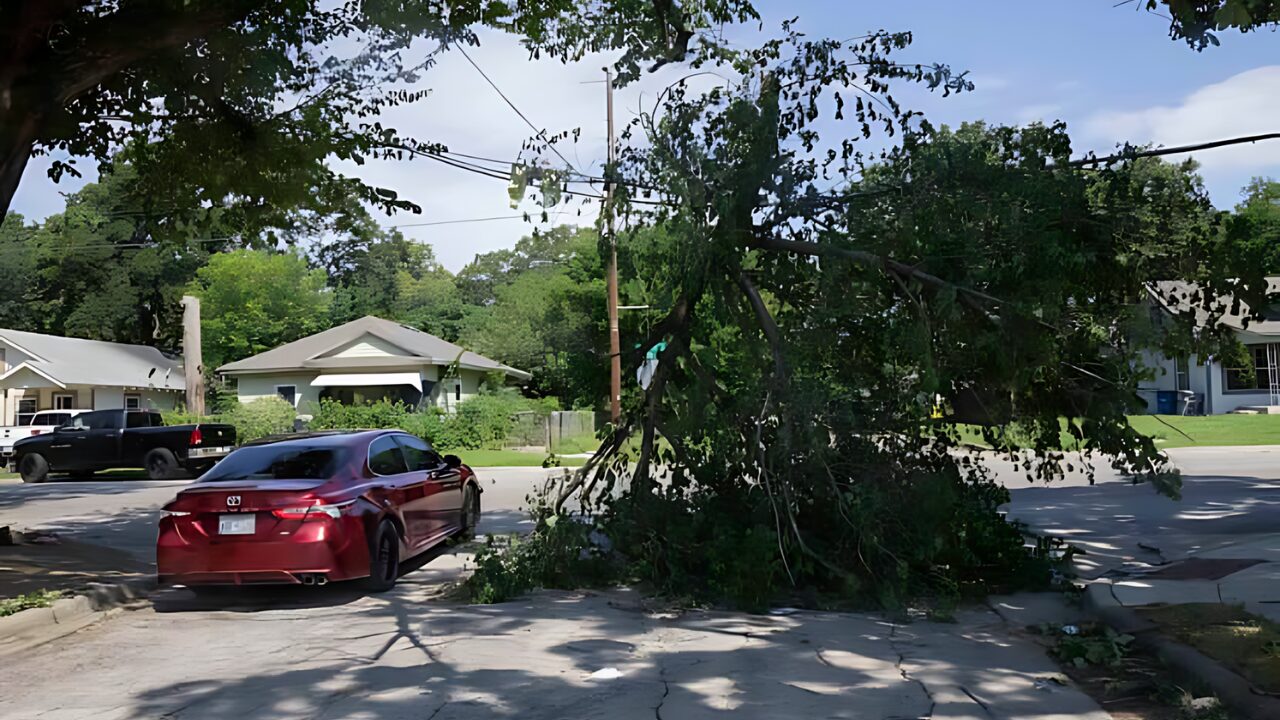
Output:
226,495,242,507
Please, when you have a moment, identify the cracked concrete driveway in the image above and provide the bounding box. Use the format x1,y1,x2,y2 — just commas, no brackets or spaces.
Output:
1,579,1105,720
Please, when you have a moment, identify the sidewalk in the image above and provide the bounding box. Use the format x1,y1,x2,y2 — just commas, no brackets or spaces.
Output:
1,585,1111,720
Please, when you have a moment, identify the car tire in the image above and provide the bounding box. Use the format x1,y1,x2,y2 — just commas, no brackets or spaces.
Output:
460,484,480,540
18,454,49,484
144,448,180,480
361,521,400,593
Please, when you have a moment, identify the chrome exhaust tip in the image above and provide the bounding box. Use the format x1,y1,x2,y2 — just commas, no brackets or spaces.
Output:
299,574,315,585
315,575,328,586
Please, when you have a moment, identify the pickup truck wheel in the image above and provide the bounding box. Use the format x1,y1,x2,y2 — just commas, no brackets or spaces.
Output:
144,448,180,480
18,454,49,484
360,521,400,593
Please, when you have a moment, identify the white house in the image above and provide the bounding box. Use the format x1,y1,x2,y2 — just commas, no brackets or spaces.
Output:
217,316,531,414
0,329,185,425
1140,280,1280,414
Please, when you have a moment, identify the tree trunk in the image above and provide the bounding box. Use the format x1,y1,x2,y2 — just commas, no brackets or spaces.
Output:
0,113,38,219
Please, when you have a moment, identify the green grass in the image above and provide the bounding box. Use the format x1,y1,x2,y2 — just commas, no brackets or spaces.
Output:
954,414,1280,450
549,433,600,455
1126,414,1280,448
0,589,64,617
461,449,588,467
1140,603,1280,694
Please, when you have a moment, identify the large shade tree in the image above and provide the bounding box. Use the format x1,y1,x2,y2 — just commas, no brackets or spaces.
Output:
540,27,1270,606
0,0,759,224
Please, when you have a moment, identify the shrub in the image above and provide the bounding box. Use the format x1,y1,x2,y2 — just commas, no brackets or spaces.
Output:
467,514,621,604
162,396,296,443
309,398,408,431
223,397,297,442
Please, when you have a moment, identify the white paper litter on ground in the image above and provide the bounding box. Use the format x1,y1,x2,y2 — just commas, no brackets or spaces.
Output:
588,668,624,680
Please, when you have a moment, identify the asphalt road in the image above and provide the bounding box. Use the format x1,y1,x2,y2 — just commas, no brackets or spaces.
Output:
0,466,572,565
5,449,1277,719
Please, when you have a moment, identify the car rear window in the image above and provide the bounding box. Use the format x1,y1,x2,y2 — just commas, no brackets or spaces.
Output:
200,444,349,482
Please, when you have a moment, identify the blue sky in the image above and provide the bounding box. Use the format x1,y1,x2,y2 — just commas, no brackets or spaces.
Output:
12,1,1280,271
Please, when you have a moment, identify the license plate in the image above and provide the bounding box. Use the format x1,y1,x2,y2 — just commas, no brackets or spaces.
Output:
218,514,256,535
190,446,232,458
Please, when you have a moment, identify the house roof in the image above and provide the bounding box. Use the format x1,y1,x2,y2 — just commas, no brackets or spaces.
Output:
1149,279,1280,336
0,329,185,390
217,316,533,381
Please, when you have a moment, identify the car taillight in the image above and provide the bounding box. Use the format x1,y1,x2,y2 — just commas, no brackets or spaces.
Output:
272,501,353,520
30,429,40,436
162,510,190,517
189,426,203,446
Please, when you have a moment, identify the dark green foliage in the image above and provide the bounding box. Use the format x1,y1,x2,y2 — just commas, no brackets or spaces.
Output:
1144,0,1280,48
467,516,621,604
163,396,296,443
307,389,546,450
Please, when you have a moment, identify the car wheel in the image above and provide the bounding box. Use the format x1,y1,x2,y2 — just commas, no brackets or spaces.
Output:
460,484,480,540
144,448,180,480
18,454,49,484
361,521,400,593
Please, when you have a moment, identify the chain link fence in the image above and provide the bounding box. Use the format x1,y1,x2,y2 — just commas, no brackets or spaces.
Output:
506,410,602,452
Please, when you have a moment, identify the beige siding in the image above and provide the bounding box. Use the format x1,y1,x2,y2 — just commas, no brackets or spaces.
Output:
322,334,410,359
435,369,485,411
235,372,321,413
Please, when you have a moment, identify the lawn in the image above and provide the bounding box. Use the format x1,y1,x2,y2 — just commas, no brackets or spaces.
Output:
955,414,1280,450
1139,603,1280,694
461,449,588,468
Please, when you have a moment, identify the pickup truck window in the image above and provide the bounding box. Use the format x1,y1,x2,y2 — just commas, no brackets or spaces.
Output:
67,412,122,430
35,413,71,427
126,412,163,428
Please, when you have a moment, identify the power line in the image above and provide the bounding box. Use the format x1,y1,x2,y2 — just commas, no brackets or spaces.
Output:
453,43,582,175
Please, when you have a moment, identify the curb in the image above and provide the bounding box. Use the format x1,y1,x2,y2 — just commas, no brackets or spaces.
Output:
1082,583,1280,720
0,575,156,655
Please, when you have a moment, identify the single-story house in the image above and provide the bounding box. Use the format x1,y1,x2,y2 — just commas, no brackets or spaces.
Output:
0,329,185,425
217,316,531,413
1140,279,1280,414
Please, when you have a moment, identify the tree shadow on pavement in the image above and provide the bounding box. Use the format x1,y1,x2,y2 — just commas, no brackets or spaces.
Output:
104,588,1105,720
1006,474,1280,575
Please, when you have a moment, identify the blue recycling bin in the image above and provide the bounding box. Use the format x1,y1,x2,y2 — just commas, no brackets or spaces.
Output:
1156,390,1178,415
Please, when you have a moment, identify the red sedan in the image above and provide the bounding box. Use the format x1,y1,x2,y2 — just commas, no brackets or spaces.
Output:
157,430,480,592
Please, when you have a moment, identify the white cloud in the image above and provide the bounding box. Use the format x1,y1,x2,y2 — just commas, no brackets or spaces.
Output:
1083,65,1280,172
11,30,721,271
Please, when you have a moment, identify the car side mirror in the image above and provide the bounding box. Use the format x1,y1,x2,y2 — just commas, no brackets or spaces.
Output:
443,454,462,469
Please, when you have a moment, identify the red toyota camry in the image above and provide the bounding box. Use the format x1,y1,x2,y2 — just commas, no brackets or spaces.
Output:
156,430,480,592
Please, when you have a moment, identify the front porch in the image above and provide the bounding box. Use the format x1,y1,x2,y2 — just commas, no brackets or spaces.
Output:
0,373,180,425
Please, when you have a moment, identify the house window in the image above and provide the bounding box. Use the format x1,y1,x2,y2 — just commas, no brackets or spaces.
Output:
1225,345,1276,390
53,393,75,410
1175,356,1191,392
16,398,36,426
124,394,142,410
454,380,461,402
276,385,297,407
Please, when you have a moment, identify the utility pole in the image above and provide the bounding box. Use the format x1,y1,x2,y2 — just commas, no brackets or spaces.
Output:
603,66,622,424
180,295,206,417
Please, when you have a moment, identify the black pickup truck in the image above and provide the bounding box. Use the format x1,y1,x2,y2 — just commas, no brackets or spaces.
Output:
12,409,237,483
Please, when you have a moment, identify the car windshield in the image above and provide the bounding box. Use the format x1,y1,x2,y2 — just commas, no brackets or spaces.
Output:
200,444,348,482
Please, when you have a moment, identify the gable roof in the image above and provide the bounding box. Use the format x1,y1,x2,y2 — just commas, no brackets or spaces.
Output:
1149,279,1280,336
0,329,185,389
217,316,532,381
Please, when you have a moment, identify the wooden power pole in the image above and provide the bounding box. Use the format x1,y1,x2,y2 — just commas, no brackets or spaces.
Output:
180,295,206,416
603,66,622,424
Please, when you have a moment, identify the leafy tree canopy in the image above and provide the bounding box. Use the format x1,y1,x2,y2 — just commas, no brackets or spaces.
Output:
188,249,330,369
1144,1,1280,47
0,0,759,227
